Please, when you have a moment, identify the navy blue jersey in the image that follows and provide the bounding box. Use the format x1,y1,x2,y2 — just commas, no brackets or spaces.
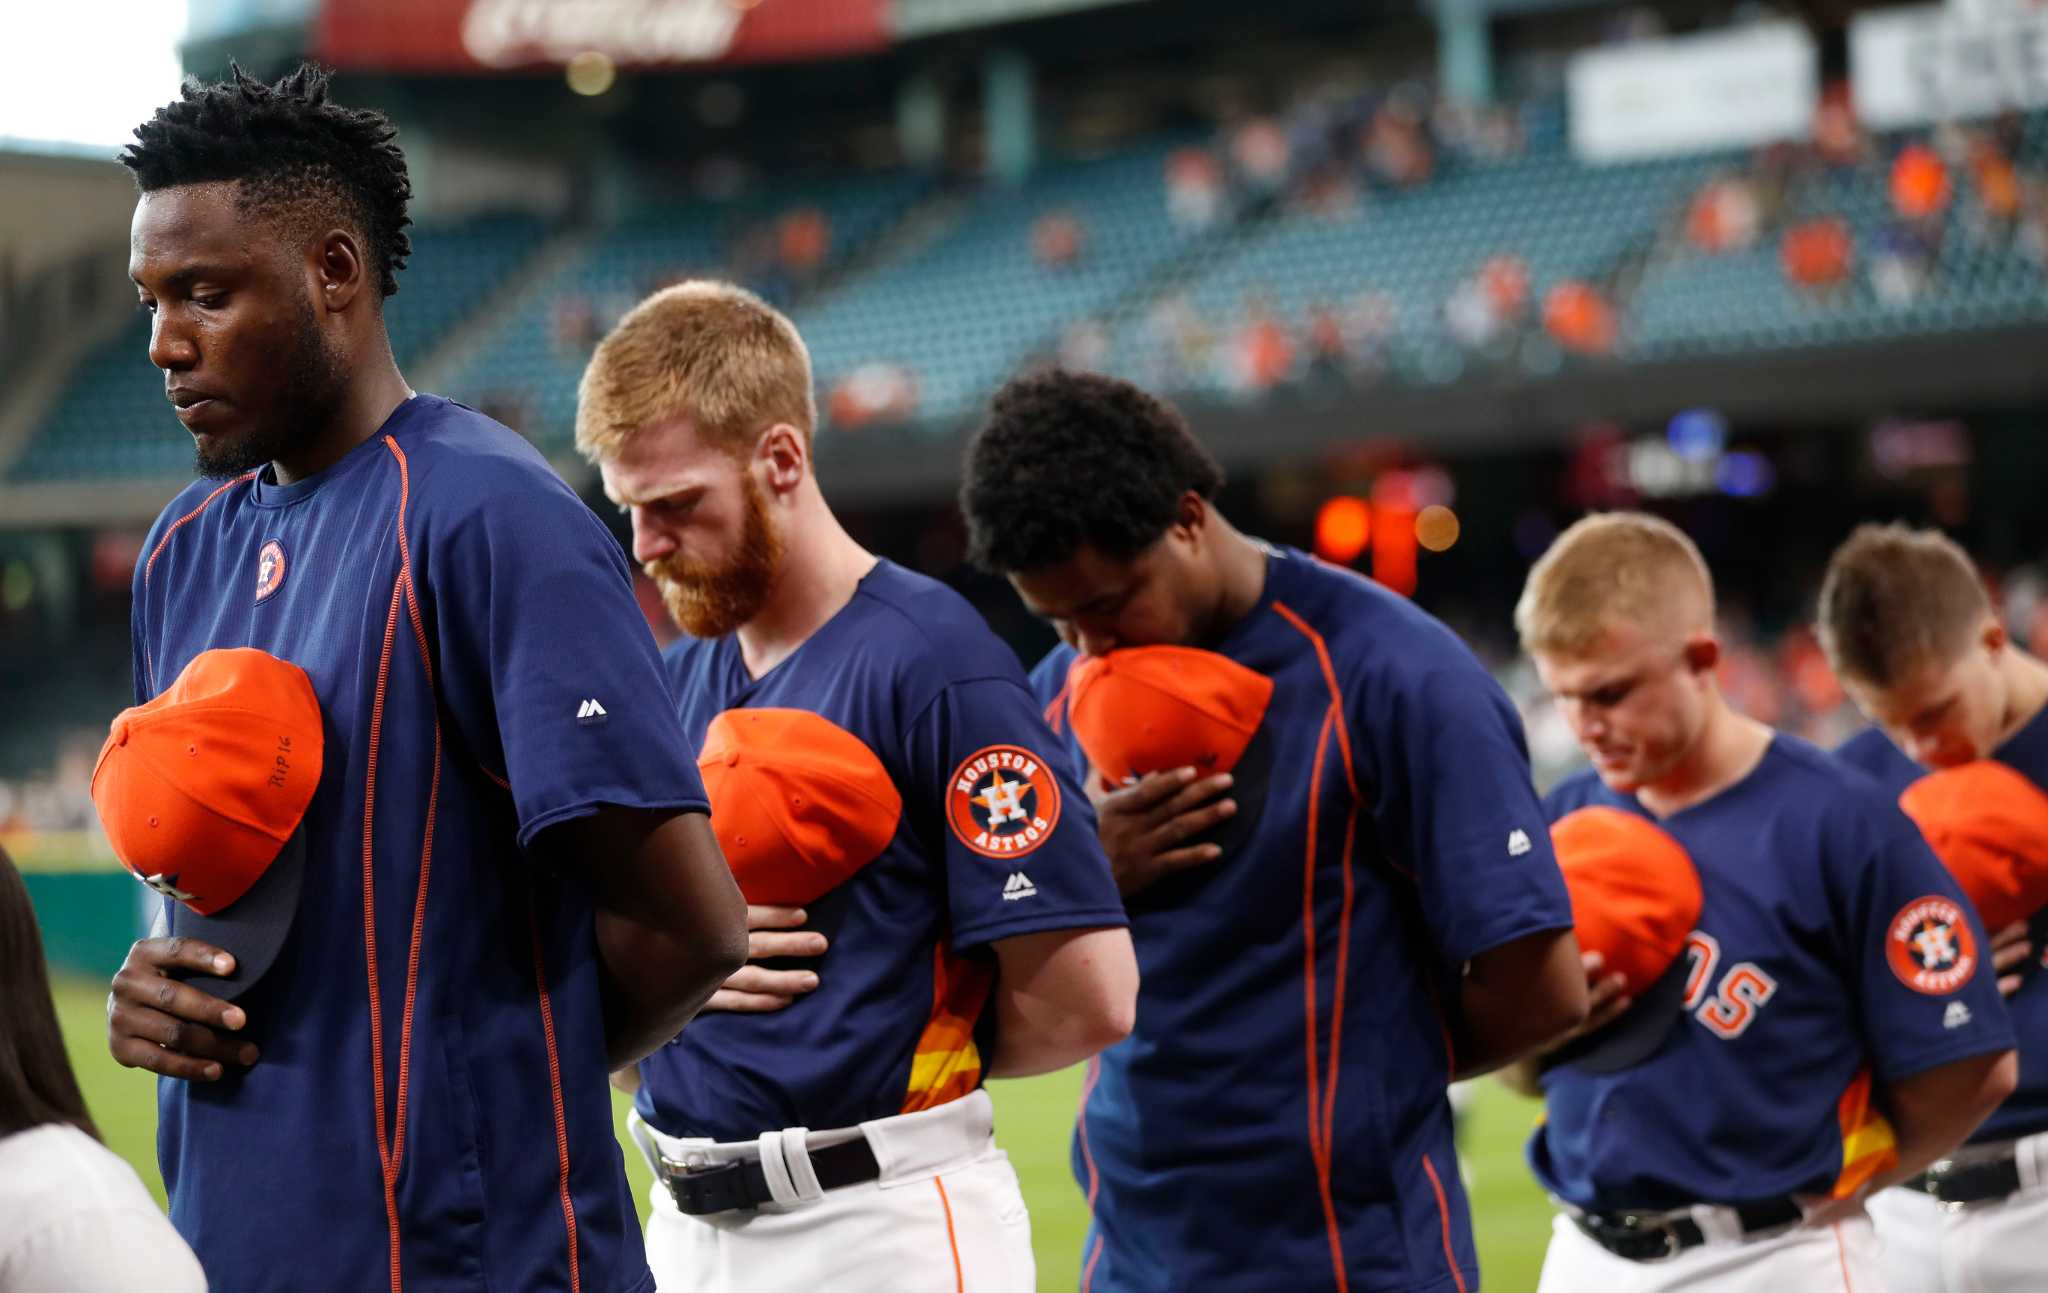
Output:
132,396,705,1292
636,560,1126,1142
1030,545,1572,1293
1533,737,2015,1211
1834,725,1922,793
1837,714,2048,1143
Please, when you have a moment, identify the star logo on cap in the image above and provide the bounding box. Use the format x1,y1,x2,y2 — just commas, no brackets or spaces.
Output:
140,872,197,903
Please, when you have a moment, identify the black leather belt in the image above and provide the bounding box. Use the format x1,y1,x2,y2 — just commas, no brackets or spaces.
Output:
1904,1155,2024,1206
656,1136,882,1216
1572,1197,1804,1262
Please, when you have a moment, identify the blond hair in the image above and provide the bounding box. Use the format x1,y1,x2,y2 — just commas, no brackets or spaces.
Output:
1817,523,1990,687
575,280,817,462
1516,512,1715,656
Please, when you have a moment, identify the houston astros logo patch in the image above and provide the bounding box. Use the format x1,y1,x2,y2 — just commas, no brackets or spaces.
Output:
947,744,1062,859
255,540,287,603
1886,895,1978,995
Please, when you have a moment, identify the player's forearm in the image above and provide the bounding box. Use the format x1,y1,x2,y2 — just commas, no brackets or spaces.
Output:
552,809,748,1069
1451,928,1589,1079
594,911,745,1067
985,927,1138,1078
1874,1049,2019,1188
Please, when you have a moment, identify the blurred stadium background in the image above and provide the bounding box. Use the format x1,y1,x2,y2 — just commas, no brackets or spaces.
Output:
6,0,2048,1287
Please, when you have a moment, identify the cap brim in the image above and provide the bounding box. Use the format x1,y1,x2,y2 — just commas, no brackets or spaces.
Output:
1551,952,1692,1074
166,828,306,1003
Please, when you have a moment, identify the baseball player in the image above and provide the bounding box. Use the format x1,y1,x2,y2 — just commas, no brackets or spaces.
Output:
959,369,1591,1292
100,66,746,1291
1820,522,2048,1290
1505,510,2017,1291
577,283,1137,1292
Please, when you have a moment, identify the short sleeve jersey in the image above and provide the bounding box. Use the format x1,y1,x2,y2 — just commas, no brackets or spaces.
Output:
132,396,707,1293
1029,545,1573,1293
1533,737,2016,1211
1837,715,2048,1143
634,560,1126,1142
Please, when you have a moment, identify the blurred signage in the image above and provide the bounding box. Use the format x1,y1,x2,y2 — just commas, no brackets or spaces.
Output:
314,0,891,72
1567,23,1818,164
893,0,1151,39
1851,3,2048,128
186,0,320,43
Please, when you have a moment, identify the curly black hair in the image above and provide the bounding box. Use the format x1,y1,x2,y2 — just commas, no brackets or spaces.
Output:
122,62,412,299
961,370,1224,573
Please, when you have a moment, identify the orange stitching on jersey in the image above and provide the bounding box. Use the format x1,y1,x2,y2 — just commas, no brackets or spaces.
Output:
1275,600,1359,1291
530,906,583,1293
139,471,258,693
1077,1055,1106,1293
1300,704,1348,1290
382,438,440,1185
934,1175,964,1293
362,575,405,1291
1421,1154,1469,1293
1833,1221,1853,1290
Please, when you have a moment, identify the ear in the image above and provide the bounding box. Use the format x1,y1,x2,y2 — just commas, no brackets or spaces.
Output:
1171,490,1209,541
313,229,369,314
755,423,808,497
1682,633,1721,676
1983,615,2009,656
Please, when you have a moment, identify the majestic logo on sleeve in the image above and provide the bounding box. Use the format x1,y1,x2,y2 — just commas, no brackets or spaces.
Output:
1887,896,1979,995
255,540,287,603
947,745,1062,860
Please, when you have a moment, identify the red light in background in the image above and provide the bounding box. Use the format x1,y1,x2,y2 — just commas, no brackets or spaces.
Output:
1373,503,1418,596
1315,496,1371,564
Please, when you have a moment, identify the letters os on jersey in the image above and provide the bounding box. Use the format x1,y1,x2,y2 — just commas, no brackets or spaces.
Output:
1534,737,2016,1212
132,397,706,1293
636,560,1127,1143
1032,546,1573,1293
1839,713,2048,1145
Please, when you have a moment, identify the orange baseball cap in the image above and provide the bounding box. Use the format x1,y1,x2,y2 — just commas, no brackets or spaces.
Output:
1899,760,2048,933
1065,646,1275,789
90,648,325,1000
1547,806,1704,1072
696,707,904,907
1063,646,1275,864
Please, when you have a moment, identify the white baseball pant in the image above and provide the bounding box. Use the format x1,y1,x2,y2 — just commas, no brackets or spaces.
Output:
1866,1131,2048,1293
631,1088,1035,1293
1534,1208,1888,1292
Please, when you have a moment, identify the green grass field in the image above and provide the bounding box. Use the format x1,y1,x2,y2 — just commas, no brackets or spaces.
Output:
54,973,1556,1290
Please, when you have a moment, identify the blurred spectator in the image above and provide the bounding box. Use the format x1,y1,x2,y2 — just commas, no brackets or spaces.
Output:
1781,217,1854,292
776,206,832,277
1230,117,1291,197
1890,144,1952,223
1141,293,1215,391
1871,222,1939,306
1344,290,1398,372
1031,210,1087,269
1969,137,2023,228
1304,302,1362,388
1363,93,1434,189
1812,82,1866,168
1058,318,1111,372
825,362,919,429
1542,281,1617,356
1226,299,1296,393
553,293,599,352
1165,148,1226,230
1686,177,1762,253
